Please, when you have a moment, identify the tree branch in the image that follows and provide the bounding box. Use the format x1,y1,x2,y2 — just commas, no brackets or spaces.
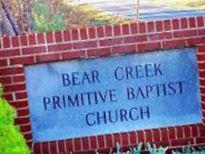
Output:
1,0,20,35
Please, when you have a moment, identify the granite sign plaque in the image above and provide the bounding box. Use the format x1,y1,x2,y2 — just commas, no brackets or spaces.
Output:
25,48,202,142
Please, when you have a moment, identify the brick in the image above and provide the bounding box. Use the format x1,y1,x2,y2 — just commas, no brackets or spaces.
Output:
13,75,25,83
4,84,26,93
168,127,176,140
87,48,111,57
105,134,113,147
22,46,46,55
81,137,89,150
156,21,163,32
0,59,8,67
66,139,73,152
89,136,97,149
10,56,34,65
71,28,79,40
0,77,12,84
190,124,198,137
12,36,20,47
124,35,147,43
28,34,36,45
199,70,205,78
113,133,121,145
121,132,129,146
23,133,32,141
139,22,146,33
55,31,63,42
100,38,123,46
147,21,155,33
172,19,180,30
176,126,183,138
74,138,81,151
161,128,168,141
15,117,30,125
122,24,130,35
46,31,54,43
129,131,137,144
198,29,205,36
180,18,188,29
42,142,49,154
0,67,23,76
145,130,152,142
61,50,86,60
58,140,66,153
171,138,193,147
164,20,171,31
198,63,205,70
162,39,186,49
50,141,58,154
189,17,196,28
183,126,191,138
10,100,28,108
196,16,204,27
48,43,71,52
198,45,205,54
73,41,97,49
37,33,45,44
200,79,205,86
97,26,104,38
0,49,20,57
130,22,138,34
3,37,11,48
196,137,205,144
198,124,205,137
174,30,197,38
187,37,205,46
114,25,121,36
15,91,27,100
33,143,41,154
19,124,31,132
3,94,13,101
63,30,71,41
27,141,32,148
136,131,145,142
20,35,28,46
80,28,88,40
17,109,29,117
105,25,113,37
36,53,60,63
112,44,136,54
138,42,161,52
149,32,172,41
153,129,160,142
97,135,105,148
154,141,170,147
201,87,205,94
88,27,96,39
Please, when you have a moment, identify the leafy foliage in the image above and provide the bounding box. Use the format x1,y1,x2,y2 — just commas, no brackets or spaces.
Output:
0,83,30,154
128,143,142,154
147,143,168,154
173,145,205,154
32,1,67,32
114,143,205,154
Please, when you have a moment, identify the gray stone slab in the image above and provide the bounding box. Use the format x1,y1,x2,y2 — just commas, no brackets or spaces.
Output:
25,48,202,142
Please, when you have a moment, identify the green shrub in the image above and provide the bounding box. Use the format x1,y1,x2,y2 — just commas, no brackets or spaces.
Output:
0,83,30,154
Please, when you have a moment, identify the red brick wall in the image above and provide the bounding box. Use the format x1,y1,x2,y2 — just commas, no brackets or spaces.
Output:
0,16,205,153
